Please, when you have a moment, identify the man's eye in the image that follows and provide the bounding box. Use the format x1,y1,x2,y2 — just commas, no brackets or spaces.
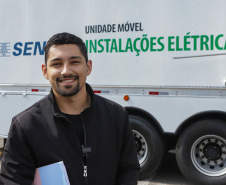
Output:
52,63,61,66
72,61,79,64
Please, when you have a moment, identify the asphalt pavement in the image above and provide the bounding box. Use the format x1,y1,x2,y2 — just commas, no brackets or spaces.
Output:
138,152,192,185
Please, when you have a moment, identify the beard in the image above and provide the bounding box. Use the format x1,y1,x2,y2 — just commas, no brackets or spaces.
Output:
55,75,80,97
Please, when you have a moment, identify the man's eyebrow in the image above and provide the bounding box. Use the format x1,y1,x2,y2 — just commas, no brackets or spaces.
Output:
50,56,82,62
69,56,82,60
50,57,62,62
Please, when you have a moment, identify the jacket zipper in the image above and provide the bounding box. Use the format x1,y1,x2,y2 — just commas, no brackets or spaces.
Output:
83,165,87,177
82,145,88,177
81,115,91,185
83,151,88,185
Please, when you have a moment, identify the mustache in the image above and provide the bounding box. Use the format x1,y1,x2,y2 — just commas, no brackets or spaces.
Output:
57,75,79,81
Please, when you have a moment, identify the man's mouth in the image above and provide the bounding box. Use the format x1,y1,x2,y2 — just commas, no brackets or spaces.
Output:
57,75,78,82
60,79,75,82
57,75,79,85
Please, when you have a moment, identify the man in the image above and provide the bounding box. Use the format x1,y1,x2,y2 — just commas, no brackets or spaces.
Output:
0,32,140,185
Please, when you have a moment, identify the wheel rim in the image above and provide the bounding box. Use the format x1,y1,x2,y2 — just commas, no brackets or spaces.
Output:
132,130,148,164
191,135,226,176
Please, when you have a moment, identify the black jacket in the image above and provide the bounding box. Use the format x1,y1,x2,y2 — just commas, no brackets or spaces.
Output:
0,84,140,185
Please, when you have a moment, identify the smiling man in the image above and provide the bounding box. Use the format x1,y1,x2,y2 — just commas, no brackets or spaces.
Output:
0,32,139,185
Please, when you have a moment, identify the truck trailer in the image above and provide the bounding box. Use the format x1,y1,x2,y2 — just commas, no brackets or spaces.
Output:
1,0,226,184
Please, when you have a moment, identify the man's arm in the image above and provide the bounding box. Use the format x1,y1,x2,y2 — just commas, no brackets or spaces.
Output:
0,118,36,185
116,115,140,185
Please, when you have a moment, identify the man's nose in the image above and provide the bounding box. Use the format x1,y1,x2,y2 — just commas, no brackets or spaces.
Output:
61,63,72,75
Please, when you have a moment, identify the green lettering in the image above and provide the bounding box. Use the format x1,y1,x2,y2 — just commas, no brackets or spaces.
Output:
98,39,104,53
184,36,190,51
176,36,183,51
110,39,118,52
191,35,199,50
168,36,175,51
89,40,97,53
119,39,125,52
200,35,209,50
157,37,164,51
150,37,156,51
210,35,214,50
215,34,224,50
86,40,89,52
133,38,141,56
104,39,111,52
125,38,133,52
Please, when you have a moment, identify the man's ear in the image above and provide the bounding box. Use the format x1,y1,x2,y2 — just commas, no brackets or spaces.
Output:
87,60,92,76
42,64,49,80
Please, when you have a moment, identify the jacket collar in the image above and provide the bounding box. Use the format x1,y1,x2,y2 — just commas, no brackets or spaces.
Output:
48,83,95,118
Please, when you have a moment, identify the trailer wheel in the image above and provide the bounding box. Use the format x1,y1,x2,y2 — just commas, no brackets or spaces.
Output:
176,119,226,185
129,115,164,180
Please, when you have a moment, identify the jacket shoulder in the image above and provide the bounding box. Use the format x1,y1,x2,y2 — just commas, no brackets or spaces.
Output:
94,94,127,115
13,95,50,123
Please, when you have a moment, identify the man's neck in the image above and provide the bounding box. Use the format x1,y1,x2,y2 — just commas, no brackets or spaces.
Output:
53,86,90,115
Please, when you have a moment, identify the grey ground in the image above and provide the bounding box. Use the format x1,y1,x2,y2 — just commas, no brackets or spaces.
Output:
138,152,192,185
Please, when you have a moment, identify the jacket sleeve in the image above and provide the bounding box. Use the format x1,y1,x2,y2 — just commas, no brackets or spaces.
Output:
0,118,36,185
116,114,140,185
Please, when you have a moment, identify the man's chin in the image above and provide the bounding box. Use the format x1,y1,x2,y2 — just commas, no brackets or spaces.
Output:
56,87,80,97
64,85,73,89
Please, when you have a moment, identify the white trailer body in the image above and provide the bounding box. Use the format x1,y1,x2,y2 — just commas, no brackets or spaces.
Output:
1,1,226,184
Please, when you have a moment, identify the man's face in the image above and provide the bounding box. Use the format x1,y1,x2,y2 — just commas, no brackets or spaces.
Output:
42,44,92,97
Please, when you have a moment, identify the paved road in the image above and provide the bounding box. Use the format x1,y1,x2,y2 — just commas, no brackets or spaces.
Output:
138,152,192,185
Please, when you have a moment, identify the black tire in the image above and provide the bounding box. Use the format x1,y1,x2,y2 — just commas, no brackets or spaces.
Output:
129,115,165,180
176,119,226,185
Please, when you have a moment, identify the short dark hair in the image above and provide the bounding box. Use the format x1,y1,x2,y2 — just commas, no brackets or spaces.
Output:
44,32,88,64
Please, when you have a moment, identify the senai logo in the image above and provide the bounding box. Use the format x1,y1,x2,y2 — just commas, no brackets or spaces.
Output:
0,42,10,57
0,41,46,57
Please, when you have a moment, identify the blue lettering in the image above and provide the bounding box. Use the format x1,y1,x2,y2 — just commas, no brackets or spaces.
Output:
13,41,47,56
34,41,46,55
23,42,33,56
13,42,23,56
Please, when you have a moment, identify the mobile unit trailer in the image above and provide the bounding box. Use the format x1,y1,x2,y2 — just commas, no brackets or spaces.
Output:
1,0,226,184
